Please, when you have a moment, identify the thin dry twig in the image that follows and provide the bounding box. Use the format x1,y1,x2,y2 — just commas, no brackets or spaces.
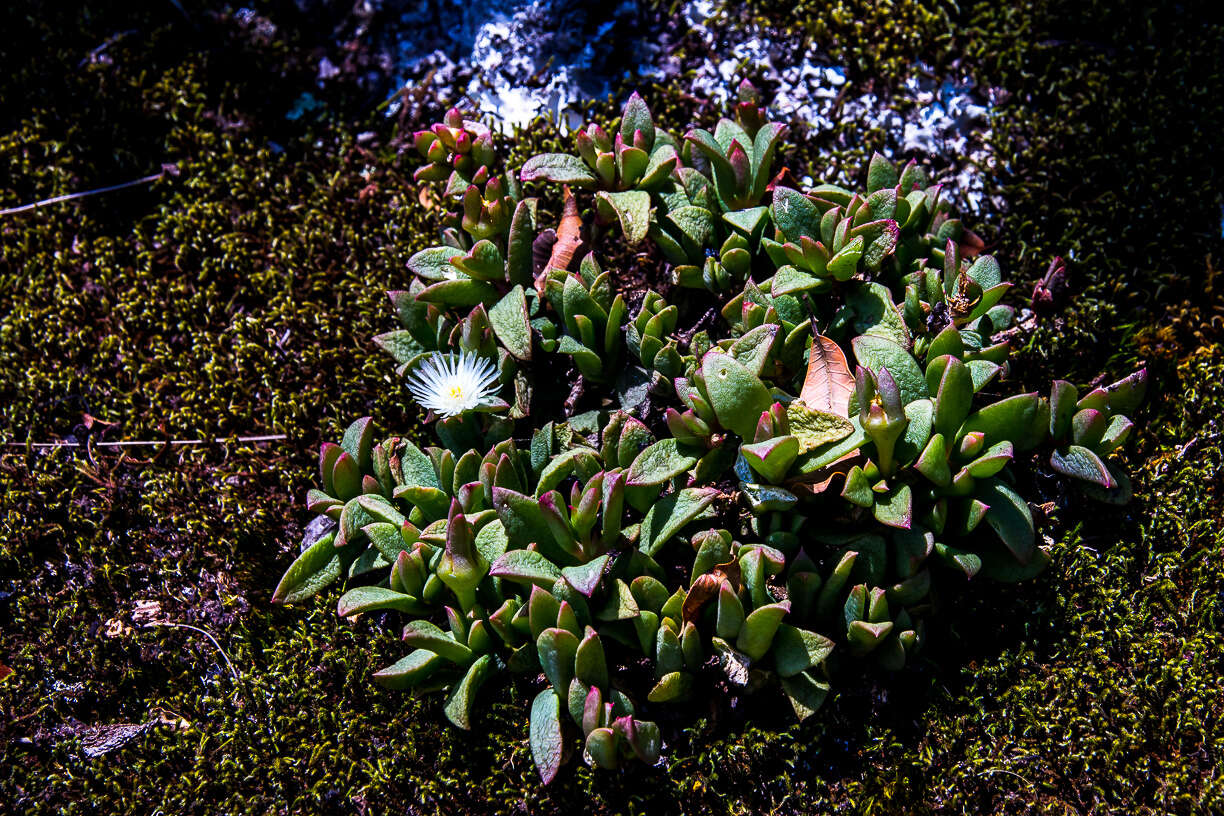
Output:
146,622,242,683
2,434,287,450
0,170,167,217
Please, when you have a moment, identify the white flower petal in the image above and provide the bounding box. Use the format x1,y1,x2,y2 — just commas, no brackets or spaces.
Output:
405,351,500,418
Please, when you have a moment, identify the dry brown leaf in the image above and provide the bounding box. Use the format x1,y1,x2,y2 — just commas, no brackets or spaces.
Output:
959,228,985,258
682,574,720,624
789,450,864,495
546,185,584,273
766,167,803,193
799,333,855,417
681,558,742,624
417,185,437,211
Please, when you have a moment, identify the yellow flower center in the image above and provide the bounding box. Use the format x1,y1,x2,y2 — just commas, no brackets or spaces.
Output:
448,384,465,400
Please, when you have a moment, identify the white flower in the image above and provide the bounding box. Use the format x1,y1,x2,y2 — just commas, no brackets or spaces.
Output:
405,351,500,418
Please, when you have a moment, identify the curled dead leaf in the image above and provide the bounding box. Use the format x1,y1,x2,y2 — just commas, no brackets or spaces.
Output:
417,185,438,211
959,228,985,258
681,558,742,624
766,167,803,193
545,186,584,274
532,229,557,277
789,450,864,495
682,574,720,624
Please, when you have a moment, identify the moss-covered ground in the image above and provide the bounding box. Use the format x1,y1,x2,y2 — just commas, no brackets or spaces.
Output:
2,1,1222,813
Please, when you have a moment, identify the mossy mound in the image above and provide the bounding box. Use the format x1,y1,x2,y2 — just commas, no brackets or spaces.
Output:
2,1,1222,813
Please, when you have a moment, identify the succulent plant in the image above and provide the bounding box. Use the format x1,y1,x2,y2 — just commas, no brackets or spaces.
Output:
683,104,786,212
274,90,1147,783
520,93,679,244
534,253,628,384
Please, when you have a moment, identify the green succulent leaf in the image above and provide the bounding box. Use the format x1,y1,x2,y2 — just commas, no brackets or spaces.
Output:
506,198,538,286
537,628,580,696
444,654,498,730
781,670,830,720
701,352,773,439
401,620,474,665
584,727,619,769
331,453,362,502
849,282,910,346
1050,445,1116,487
596,190,651,244
935,542,983,580
979,478,1036,564
417,278,499,307
772,624,835,677
1103,368,1148,415
741,436,800,484
639,487,718,555
397,439,441,490
723,206,769,241
648,671,693,703
931,356,974,438
872,484,913,529
272,531,346,604
475,519,510,564
771,186,822,244
373,330,425,365
664,205,718,257
575,628,609,689
530,689,566,784
735,601,791,661
958,393,1050,452
771,265,822,297
407,246,466,280
926,325,965,361
492,488,565,559
341,418,375,472
621,92,655,147
625,438,701,487
561,555,610,597
729,324,779,376
640,145,679,189
596,579,640,621
827,235,864,280
372,649,446,690
852,335,929,406
489,550,562,588
966,255,1002,289
866,152,899,192
337,586,426,617
489,285,533,361
521,153,598,186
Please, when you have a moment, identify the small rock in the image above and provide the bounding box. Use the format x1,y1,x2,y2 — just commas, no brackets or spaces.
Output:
302,514,338,553
77,723,150,759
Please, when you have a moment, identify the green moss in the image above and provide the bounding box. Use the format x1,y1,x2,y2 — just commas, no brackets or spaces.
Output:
2,0,1223,813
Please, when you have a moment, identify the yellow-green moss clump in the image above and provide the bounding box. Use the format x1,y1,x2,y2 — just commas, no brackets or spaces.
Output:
1,0,1222,813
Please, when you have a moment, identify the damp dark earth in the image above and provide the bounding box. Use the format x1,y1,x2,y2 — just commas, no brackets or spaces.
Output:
2,2,1223,815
